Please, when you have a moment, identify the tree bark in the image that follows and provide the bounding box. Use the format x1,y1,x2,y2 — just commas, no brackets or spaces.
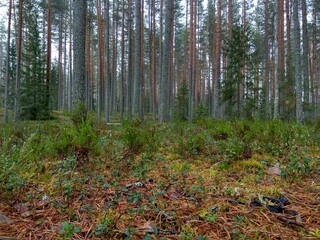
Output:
72,0,87,108
126,0,133,119
301,0,309,106
120,0,125,121
4,0,12,123
264,0,270,119
46,0,52,111
278,0,285,117
213,0,221,118
133,0,142,117
159,0,174,122
105,0,111,122
14,0,23,122
293,0,303,122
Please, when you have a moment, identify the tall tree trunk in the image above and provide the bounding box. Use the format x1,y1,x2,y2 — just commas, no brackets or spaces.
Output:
264,0,270,119
159,0,174,122
85,13,91,110
120,0,125,121
58,13,63,110
285,0,293,118
301,0,309,107
273,0,279,119
158,0,163,118
72,0,87,108
311,0,317,108
228,0,232,38
183,0,189,85
68,0,73,110
14,0,23,122
210,0,216,116
4,0,12,123
63,0,68,109
126,0,133,119
46,0,52,111
105,0,111,122
151,0,157,120
133,0,142,117
213,0,221,118
188,0,195,121
140,0,145,120
278,0,285,117
111,1,118,114
293,0,303,122
97,0,105,119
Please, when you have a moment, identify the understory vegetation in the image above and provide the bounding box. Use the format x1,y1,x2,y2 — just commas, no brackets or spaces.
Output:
0,114,320,239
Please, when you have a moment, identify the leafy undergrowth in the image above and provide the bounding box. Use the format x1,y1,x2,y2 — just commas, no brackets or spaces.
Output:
0,116,320,239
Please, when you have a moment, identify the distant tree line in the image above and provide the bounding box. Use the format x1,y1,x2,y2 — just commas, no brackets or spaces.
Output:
0,0,319,123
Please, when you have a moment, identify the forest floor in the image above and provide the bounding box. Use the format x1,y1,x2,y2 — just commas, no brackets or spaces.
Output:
0,114,320,239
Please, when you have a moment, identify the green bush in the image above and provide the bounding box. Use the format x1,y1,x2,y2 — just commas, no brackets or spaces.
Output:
121,120,158,154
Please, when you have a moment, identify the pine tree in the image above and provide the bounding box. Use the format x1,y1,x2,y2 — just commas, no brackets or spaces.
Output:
159,0,175,122
72,0,87,109
21,12,49,120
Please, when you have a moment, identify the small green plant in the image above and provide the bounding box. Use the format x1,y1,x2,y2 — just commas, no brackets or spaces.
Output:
55,119,98,160
205,213,218,222
94,215,114,236
0,154,25,192
281,153,312,179
122,120,148,153
309,228,320,238
233,215,247,227
59,221,81,239
231,229,250,240
194,103,208,122
71,102,87,127
127,191,142,204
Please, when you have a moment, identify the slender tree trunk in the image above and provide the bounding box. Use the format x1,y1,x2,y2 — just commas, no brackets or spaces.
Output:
120,0,125,121
105,0,111,122
293,0,303,122
126,0,133,119
97,0,105,119
133,0,142,117
278,0,285,117
158,0,163,118
214,0,221,118
140,0,145,120
285,0,293,118
159,0,174,122
188,0,195,121
68,0,73,111
210,0,216,116
14,0,22,122
264,0,270,119
111,1,117,115
301,0,309,107
85,13,91,110
228,0,232,38
58,13,63,110
183,0,189,85
311,0,317,107
4,0,12,123
63,1,67,109
274,0,279,119
46,0,52,111
151,0,157,120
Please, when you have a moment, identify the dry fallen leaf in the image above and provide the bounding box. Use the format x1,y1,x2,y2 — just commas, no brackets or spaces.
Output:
137,221,156,233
